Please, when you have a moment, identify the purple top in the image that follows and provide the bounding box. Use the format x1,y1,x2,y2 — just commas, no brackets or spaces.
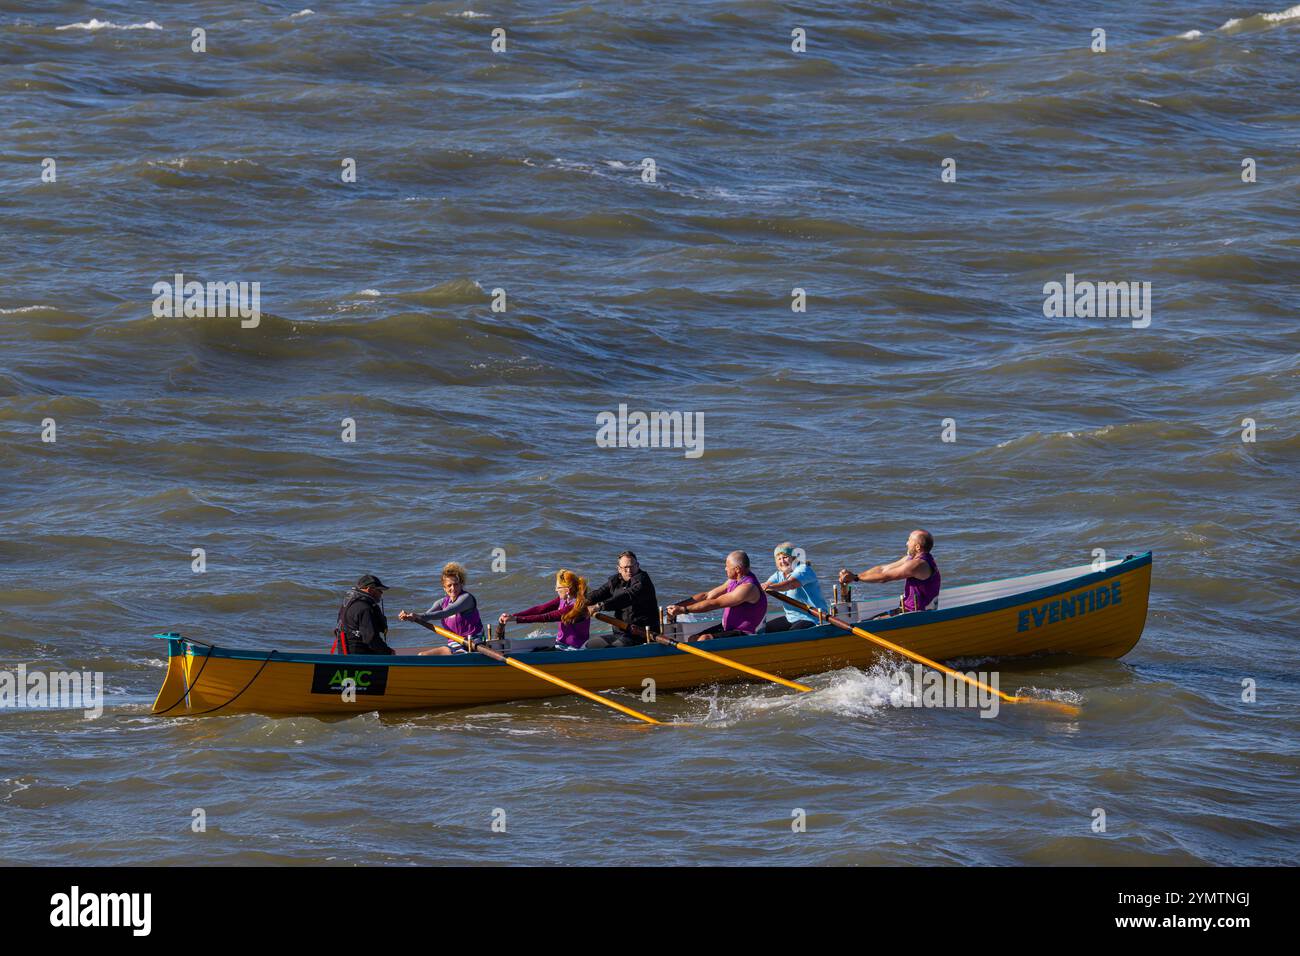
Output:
902,553,941,612
415,591,484,647
514,596,590,648
721,571,768,634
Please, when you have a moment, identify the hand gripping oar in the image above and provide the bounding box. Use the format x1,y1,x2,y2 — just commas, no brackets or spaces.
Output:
594,613,812,693
766,591,1080,717
410,619,660,725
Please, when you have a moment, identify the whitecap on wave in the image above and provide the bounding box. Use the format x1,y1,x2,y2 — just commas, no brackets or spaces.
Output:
57,19,162,31
1220,3,1300,31
1169,4,1299,39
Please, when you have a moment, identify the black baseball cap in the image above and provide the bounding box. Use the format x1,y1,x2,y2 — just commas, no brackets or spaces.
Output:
356,574,389,591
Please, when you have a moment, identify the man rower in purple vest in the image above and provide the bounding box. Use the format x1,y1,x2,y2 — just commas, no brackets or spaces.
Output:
839,529,941,613
665,550,769,641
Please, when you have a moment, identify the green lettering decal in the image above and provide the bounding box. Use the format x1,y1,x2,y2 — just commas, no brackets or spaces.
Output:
311,663,389,696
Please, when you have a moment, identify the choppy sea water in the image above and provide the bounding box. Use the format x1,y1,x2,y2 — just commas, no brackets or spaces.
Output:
1,1,1297,865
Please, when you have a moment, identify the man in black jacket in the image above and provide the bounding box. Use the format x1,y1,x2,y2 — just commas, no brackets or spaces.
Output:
334,574,395,655
583,551,659,648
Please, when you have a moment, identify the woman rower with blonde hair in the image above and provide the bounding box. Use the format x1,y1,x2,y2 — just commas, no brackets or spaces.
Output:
499,569,591,650
398,562,484,655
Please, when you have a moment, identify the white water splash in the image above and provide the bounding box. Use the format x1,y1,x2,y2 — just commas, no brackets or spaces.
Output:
691,663,917,727
1177,30,1203,39
290,8,314,18
1014,685,1084,708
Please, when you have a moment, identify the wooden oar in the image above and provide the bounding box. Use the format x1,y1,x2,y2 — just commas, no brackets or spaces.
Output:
766,591,1081,717
594,612,811,693
410,619,660,725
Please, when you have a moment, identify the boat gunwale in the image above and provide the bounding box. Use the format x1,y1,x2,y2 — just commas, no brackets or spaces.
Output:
155,551,1152,667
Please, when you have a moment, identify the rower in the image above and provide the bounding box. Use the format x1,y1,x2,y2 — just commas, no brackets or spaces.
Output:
761,541,828,631
839,529,941,614
397,562,483,655
665,550,767,641
334,574,395,655
583,550,660,648
499,569,591,651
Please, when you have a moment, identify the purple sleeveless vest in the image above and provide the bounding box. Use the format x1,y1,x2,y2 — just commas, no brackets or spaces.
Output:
903,553,941,612
722,571,768,634
440,592,484,639
555,598,591,648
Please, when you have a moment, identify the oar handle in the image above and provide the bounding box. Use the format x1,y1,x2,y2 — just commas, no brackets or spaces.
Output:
766,589,833,624
594,612,658,642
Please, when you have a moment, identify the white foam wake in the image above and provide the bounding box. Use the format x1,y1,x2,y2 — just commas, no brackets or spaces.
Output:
692,663,917,727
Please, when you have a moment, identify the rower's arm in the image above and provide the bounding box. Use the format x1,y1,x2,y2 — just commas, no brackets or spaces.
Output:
412,592,474,624
675,582,726,612
690,582,756,613
696,583,728,602
598,573,648,612
764,576,801,592
860,556,928,583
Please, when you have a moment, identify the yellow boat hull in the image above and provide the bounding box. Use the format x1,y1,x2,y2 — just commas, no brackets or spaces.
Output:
151,553,1151,717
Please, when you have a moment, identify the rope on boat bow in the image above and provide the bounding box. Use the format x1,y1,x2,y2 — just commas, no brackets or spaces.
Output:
153,640,215,716
154,639,278,717
182,650,279,717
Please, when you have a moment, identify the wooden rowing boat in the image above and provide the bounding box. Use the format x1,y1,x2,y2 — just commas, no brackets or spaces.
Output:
150,552,1151,717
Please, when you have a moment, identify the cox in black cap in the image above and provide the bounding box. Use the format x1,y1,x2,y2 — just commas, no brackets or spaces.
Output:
356,574,389,591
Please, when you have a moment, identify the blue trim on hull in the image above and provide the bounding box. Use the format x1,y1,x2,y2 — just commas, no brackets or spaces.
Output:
157,551,1152,667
